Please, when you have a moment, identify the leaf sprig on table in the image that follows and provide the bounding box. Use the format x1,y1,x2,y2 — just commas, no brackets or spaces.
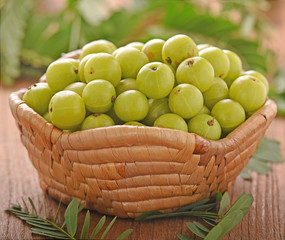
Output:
6,197,133,240
136,192,254,240
241,137,284,179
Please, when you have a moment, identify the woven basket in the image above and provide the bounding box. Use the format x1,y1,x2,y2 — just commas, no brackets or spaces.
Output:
9,51,277,218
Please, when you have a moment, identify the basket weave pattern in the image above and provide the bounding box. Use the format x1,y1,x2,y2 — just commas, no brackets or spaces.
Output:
9,87,277,218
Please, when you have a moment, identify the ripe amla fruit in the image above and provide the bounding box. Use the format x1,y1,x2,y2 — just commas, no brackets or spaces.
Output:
162,34,199,69
203,77,229,110
114,90,149,122
169,84,204,119
81,113,115,130
46,59,79,92
82,80,116,113
229,75,267,112
223,49,242,87
211,99,245,134
188,114,221,140
199,47,230,79
154,113,188,132
115,78,138,95
142,98,171,126
137,62,175,99
23,83,54,116
80,39,117,59
49,90,86,130
176,56,214,92
142,39,165,62
83,53,121,87
114,47,149,78
242,70,269,94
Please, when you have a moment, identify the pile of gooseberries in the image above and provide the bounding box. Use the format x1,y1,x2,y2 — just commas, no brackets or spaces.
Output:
22,34,269,140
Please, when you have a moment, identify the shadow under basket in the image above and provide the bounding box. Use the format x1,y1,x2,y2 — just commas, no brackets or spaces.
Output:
9,87,277,218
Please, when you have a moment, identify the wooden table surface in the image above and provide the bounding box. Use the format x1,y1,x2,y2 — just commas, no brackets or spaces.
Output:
1,1,285,239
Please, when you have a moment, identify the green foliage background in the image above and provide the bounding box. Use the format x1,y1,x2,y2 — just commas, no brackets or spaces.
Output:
1,0,284,115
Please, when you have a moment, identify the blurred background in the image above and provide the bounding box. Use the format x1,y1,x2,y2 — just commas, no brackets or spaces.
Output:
1,0,285,115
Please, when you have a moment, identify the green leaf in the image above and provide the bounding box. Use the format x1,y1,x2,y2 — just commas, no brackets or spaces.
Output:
177,198,211,212
225,193,253,217
27,221,60,231
204,209,246,240
193,221,210,233
191,202,218,211
28,197,38,215
116,229,133,240
240,168,252,179
9,203,22,210
90,215,106,239
80,210,90,240
135,211,163,221
254,138,284,163
218,192,230,214
78,202,86,213
31,227,70,239
246,157,272,175
202,218,217,227
101,216,117,240
240,138,284,179
64,198,78,237
177,233,195,240
54,198,62,223
186,222,207,238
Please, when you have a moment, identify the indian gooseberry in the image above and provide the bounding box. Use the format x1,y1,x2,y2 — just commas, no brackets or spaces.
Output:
124,121,145,126
176,56,214,92
46,58,79,92
84,53,121,86
154,113,188,132
136,62,175,99
211,99,245,134
114,90,149,122
78,54,96,82
43,112,51,123
168,83,204,119
82,79,116,113
80,39,117,59
197,43,212,51
126,41,144,50
142,98,171,126
81,113,115,130
199,105,210,115
64,82,86,96
23,83,54,116
106,106,124,125
49,90,86,130
199,47,230,79
229,75,267,112
115,78,138,96
114,47,149,78
112,46,128,58
142,39,165,62
188,114,221,140
162,34,199,69
242,70,269,94
203,77,229,110
223,50,242,87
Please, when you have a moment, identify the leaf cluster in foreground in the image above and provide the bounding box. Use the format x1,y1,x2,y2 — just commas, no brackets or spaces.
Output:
6,198,132,240
136,192,253,240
